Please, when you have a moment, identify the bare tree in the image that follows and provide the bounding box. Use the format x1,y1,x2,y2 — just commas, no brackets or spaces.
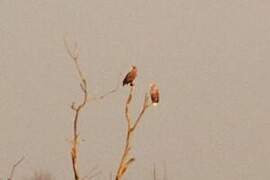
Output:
64,38,120,180
115,85,155,180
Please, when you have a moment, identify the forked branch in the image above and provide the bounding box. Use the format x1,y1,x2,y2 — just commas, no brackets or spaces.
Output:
115,86,153,180
65,38,89,180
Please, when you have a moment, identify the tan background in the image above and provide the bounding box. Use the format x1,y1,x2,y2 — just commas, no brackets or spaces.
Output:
1,0,270,179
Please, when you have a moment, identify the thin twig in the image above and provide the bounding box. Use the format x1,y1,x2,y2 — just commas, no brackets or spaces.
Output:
89,73,122,102
8,156,25,180
85,171,102,180
81,165,99,180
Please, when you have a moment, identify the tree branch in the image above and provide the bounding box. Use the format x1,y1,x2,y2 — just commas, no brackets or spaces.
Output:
8,156,25,180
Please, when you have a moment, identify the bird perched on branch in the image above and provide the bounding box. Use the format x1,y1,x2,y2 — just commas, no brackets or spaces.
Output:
150,83,160,106
123,66,137,86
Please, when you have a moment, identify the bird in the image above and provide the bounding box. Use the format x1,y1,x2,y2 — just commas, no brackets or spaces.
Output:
123,65,138,86
150,83,160,106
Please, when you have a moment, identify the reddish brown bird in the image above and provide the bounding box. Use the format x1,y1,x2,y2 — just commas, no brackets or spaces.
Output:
123,66,138,86
150,83,160,106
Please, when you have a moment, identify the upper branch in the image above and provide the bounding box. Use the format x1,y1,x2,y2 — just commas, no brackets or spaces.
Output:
131,92,152,131
64,38,88,110
125,86,134,129
65,37,88,180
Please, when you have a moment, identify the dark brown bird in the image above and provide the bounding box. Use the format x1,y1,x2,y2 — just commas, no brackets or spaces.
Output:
123,66,138,86
150,83,160,106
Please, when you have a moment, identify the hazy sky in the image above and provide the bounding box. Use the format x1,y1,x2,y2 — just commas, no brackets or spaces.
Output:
1,1,270,179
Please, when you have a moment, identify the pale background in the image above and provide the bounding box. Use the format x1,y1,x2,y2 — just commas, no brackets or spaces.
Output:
1,1,270,179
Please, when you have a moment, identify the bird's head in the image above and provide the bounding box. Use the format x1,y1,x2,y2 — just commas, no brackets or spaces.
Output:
131,65,137,73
